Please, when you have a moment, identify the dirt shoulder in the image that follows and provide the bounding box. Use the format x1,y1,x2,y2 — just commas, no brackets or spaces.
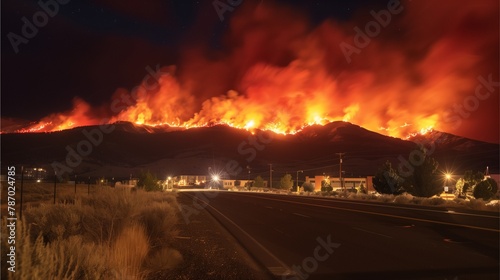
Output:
150,194,273,280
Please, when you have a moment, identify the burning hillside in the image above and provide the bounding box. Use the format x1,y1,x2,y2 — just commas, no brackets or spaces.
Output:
2,0,498,142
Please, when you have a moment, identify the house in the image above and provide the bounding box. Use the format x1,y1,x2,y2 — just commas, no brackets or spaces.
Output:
305,175,374,192
172,175,207,187
220,179,268,189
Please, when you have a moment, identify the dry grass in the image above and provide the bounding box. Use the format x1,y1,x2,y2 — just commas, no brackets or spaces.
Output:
1,187,181,280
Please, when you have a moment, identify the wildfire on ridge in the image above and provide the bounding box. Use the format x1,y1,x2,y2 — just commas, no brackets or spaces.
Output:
2,0,497,142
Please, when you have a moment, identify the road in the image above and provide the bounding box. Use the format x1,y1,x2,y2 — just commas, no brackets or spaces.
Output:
177,191,499,280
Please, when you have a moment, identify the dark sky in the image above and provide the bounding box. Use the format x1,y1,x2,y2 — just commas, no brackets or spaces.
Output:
2,0,499,143
2,0,381,119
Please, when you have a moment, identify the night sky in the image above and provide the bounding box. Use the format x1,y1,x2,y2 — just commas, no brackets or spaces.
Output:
2,0,499,143
2,0,372,118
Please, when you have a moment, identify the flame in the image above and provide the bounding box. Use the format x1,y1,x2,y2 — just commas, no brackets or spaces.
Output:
3,0,498,142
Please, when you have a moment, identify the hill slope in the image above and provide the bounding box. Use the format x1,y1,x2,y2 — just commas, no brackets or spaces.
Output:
1,122,498,179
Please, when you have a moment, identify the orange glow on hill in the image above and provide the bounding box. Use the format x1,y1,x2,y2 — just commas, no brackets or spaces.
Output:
2,0,497,142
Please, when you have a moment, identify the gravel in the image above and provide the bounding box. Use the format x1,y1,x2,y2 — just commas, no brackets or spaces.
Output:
148,194,273,280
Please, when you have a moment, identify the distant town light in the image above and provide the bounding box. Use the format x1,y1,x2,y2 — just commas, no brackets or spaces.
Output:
212,175,220,182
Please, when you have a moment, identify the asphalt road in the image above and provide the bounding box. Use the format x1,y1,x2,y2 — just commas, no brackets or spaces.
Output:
178,191,499,280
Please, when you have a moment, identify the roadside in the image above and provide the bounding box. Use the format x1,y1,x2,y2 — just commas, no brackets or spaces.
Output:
150,193,273,280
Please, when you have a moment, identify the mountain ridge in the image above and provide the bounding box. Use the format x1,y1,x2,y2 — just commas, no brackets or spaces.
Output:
1,121,498,178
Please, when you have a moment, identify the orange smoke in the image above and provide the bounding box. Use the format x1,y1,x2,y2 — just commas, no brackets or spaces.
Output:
5,0,498,141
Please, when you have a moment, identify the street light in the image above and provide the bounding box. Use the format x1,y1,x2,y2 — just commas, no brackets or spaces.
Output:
165,176,172,190
443,172,453,193
296,170,303,192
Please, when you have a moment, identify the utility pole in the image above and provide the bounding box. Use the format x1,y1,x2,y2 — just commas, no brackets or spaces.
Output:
269,164,273,189
336,153,345,192
54,171,57,204
296,170,303,192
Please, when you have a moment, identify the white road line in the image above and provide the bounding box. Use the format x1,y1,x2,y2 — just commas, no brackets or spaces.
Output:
293,213,310,218
273,228,284,234
191,194,293,277
233,192,499,219
232,194,500,233
352,227,392,238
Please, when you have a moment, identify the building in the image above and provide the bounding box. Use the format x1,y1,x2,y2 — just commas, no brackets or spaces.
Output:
220,179,268,189
24,167,48,181
173,175,207,187
305,175,374,192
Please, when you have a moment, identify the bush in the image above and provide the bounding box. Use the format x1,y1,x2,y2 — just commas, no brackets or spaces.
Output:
321,185,333,192
3,188,181,279
394,193,414,204
419,197,446,206
473,178,498,200
302,182,315,192
137,171,162,191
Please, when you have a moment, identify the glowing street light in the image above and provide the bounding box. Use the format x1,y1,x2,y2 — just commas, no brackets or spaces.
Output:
443,172,453,193
212,175,220,182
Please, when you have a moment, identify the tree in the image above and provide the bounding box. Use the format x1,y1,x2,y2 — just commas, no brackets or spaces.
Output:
137,171,161,191
279,174,294,190
455,178,468,197
402,152,442,197
356,182,367,194
372,161,403,194
464,170,484,186
234,180,241,187
473,178,498,200
253,176,265,188
302,182,315,192
321,178,333,192
458,170,484,197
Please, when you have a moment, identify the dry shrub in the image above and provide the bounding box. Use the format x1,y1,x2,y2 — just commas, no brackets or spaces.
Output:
24,203,82,243
6,218,110,280
144,247,183,272
3,187,180,279
393,193,414,204
134,203,178,248
419,197,446,206
110,224,150,279
377,194,395,203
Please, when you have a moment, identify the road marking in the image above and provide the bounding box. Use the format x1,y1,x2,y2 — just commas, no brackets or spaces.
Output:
289,196,499,219
352,227,392,238
232,194,500,233
174,236,191,239
234,192,499,219
185,193,293,276
273,228,284,234
268,266,293,276
443,238,468,244
293,212,310,218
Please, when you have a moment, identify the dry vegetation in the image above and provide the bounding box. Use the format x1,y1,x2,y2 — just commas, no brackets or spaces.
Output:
1,185,181,280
